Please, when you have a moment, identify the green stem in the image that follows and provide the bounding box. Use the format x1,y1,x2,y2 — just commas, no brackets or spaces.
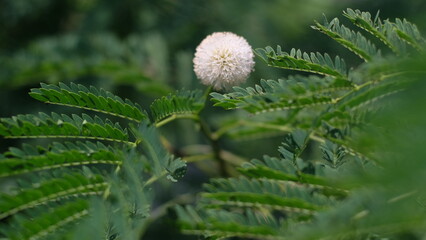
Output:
221,150,247,166
154,86,212,128
150,86,229,176
142,171,167,188
198,117,228,176
199,86,229,176
332,70,410,105
155,114,199,128
213,119,326,146
213,120,293,140
332,80,374,103
211,120,243,140
182,153,215,163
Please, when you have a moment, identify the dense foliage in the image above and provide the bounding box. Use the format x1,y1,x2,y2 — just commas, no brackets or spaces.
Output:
1,4,426,240
175,9,426,239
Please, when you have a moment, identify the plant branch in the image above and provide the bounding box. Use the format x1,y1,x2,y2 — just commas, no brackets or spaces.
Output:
155,114,199,128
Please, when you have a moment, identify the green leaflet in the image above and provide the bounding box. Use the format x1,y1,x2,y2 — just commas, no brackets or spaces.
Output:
394,18,426,51
0,142,123,177
0,112,132,145
29,82,147,122
150,89,206,124
343,8,406,54
0,173,106,220
202,180,330,212
345,8,426,53
177,132,343,239
312,17,381,61
132,122,187,181
0,79,195,239
289,63,426,239
211,76,353,113
202,192,322,213
256,46,347,78
0,82,189,238
176,206,285,240
179,9,426,240
239,164,328,187
4,199,89,240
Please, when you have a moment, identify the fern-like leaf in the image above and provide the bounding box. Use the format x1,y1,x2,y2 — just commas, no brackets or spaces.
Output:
0,112,132,145
313,17,381,61
211,76,353,113
176,206,285,240
393,18,426,51
333,78,409,112
4,199,89,240
29,82,147,122
177,132,343,239
132,122,187,182
0,142,123,177
343,8,406,54
0,173,106,220
256,46,347,78
150,89,206,126
202,177,332,213
239,156,328,188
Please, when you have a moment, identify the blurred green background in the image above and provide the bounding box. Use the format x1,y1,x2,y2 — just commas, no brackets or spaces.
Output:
1,0,425,113
0,0,425,239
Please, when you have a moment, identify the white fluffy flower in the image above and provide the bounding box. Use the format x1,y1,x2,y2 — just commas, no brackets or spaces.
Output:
193,32,255,90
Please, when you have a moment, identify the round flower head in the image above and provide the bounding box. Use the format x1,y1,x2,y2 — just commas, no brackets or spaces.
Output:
193,32,255,90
